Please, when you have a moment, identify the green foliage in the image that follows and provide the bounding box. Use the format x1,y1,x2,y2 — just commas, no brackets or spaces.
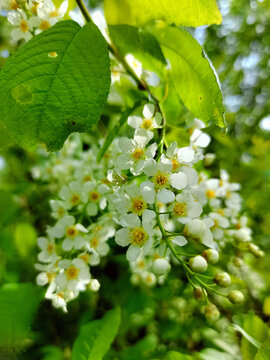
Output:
14,223,37,258
104,0,222,27
240,312,269,360
117,334,158,359
41,346,63,360
109,24,166,73
255,339,270,360
0,189,17,227
0,20,110,151
153,26,225,128
165,351,193,359
0,283,42,355
71,307,121,360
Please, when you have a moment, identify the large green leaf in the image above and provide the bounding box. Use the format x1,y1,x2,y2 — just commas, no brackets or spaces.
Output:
71,307,121,360
104,0,222,27
0,283,42,354
109,24,166,73
0,20,110,151
255,339,270,360
240,312,269,360
153,26,225,127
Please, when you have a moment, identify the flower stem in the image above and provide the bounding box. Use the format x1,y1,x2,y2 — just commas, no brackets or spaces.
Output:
97,102,140,162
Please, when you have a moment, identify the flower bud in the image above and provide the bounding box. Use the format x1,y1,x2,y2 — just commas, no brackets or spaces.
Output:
234,229,251,242
202,249,219,264
205,304,220,322
193,287,207,302
153,258,171,275
233,257,243,267
214,272,231,287
247,243,264,258
89,279,100,292
189,255,208,273
184,219,206,242
204,153,216,166
228,290,244,304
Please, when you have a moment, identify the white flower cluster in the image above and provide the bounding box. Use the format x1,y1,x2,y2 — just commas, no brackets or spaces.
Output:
1,0,67,43
34,104,258,311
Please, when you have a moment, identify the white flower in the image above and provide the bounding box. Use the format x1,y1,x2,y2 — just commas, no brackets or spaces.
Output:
166,142,196,171
59,181,88,209
143,155,187,203
8,10,33,42
112,181,155,216
37,237,57,262
209,212,229,240
115,210,156,261
1,0,19,11
183,218,216,249
50,199,69,219
83,182,110,216
127,103,162,135
35,261,59,287
55,258,91,292
170,190,203,224
83,222,114,265
125,54,143,77
116,135,157,175
48,215,88,251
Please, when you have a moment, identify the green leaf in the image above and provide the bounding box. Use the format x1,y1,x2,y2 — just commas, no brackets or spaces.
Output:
14,223,37,257
104,0,222,27
0,20,110,151
165,351,193,359
255,339,270,360
240,312,269,360
41,346,63,360
232,323,261,349
153,26,225,128
118,334,158,360
109,24,166,73
71,307,121,360
0,190,17,227
0,283,42,353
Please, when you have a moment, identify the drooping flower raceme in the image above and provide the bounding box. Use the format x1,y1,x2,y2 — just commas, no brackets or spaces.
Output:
33,103,258,313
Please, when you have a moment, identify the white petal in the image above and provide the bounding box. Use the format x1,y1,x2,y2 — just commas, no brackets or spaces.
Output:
115,228,130,247
134,128,152,146
159,155,172,173
177,147,195,163
140,181,156,204
38,237,48,249
157,189,175,203
126,245,141,262
166,142,177,158
172,236,188,246
116,154,133,170
62,238,73,251
119,137,134,152
145,143,157,159
142,209,156,224
125,183,140,198
143,159,158,176
87,202,98,216
189,202,203,218
120,213,140,228
143,103,155,119
127,115,142,129
170,172,187,190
